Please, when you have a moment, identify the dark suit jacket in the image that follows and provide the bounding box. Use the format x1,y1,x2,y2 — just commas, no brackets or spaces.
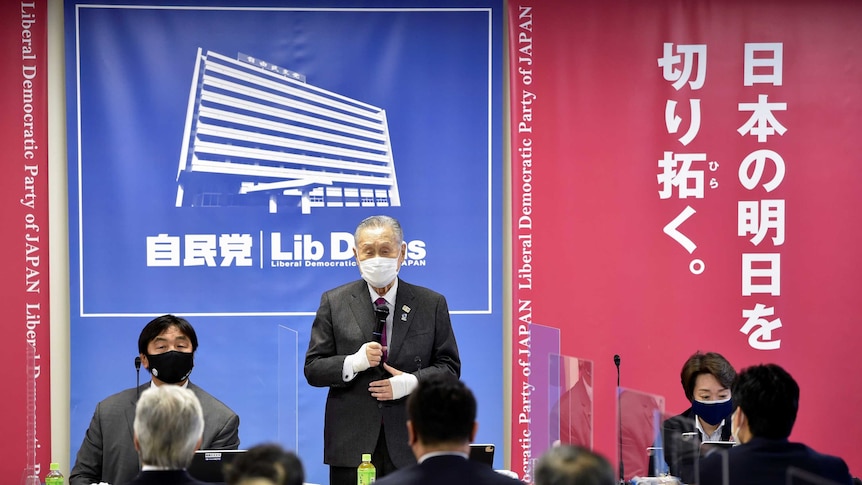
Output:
662,407,731,484
70,382,240,485
123,469,209,485
304,278,461,468
699,437,852,485
374,454,524,485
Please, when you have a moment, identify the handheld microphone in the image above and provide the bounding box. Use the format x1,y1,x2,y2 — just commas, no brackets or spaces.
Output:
614,354,624,485
134,356,142,400
372,303,389,343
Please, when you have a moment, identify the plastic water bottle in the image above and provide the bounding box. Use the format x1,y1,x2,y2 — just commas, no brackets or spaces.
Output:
357,453,376,485
45,463,63,485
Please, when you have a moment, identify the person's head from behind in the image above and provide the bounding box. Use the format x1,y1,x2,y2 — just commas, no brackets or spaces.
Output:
224,443,304,485
406,374,476,454
133,384,203,469
534,445,615,485
730,363,799,444
680,351,736,426
353,215,407,291
138,314,198,385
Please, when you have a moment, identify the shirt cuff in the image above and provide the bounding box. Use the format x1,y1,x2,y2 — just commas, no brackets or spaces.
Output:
342,356,357,382
389,372,419,400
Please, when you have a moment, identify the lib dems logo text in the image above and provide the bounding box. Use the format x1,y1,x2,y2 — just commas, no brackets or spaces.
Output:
146,232,426,267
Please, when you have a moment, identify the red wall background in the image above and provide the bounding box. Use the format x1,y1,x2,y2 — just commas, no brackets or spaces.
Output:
510,0,862,481
0,0,52,481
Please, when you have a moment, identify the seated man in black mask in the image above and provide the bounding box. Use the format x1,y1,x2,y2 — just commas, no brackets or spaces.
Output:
70,314,240,485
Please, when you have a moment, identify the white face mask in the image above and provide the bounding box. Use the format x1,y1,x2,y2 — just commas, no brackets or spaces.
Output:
359,256,400,288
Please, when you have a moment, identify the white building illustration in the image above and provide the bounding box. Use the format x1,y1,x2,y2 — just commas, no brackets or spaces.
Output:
176,49,400,214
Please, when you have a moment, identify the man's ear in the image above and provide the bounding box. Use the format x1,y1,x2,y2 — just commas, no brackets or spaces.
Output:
133,434,140,452
195,436,203,451
737,408,747,429
140,353,149,370
407,420,416,446
470,422,478,443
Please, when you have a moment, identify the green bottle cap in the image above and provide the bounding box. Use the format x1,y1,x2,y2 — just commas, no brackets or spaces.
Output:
361,453,371,462
49,463,60,471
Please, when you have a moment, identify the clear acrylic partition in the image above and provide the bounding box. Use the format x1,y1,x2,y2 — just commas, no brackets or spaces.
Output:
549,354,593,449
277,325,299,449
698,445,730,485
528,324,562,465
618,387,666,482
664,414,733,484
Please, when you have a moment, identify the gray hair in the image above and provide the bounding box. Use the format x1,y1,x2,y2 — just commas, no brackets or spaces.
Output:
534,445,615,485
354,215,403,245
134,385,204,469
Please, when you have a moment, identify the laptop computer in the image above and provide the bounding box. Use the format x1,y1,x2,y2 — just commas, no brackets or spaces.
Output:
469,443,495,467
700,440,734,455
188,449,247,483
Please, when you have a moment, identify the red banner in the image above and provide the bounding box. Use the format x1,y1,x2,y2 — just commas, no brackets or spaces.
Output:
509,0,862,481
0,0,52,481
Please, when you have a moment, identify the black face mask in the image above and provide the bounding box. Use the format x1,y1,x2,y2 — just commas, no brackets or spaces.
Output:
691,397,733,426
146,350,194,384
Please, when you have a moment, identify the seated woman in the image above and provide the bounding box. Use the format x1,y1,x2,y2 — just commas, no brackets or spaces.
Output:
662,351,736,484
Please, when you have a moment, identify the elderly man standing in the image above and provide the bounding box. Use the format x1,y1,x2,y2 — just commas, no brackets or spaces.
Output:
305,215,461,485
125,384,208,485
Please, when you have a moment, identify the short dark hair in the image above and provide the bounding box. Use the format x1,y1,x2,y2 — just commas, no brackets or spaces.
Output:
138,314,198,355
534,445,615,485
679,351,736,401
732,363,799,439
407,374,475,445
224,443,304,485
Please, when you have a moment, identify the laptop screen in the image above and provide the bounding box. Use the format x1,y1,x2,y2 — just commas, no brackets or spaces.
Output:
469,444,495,467
188,449,247,483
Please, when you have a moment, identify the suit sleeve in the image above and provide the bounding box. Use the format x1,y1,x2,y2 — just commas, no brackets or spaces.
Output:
207,411,240,450
304,290,351,387
663,414,700,483
663,415,682,477
193,384,241,450
422,293,461,379
69,403,105,485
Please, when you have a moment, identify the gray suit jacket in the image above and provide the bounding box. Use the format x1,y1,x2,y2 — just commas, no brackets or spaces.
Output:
304,278,461,468
70,381,240,485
